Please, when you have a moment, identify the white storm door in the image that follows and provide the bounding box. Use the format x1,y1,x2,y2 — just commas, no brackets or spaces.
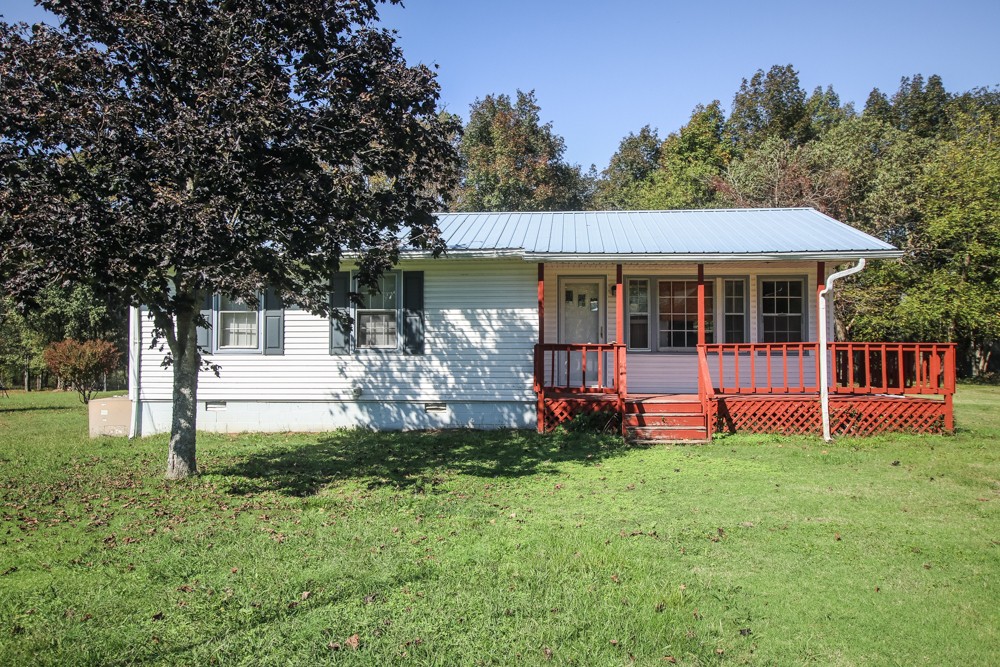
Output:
559,279,605,388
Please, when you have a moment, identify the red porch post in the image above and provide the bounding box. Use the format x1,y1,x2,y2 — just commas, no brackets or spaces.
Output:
616,264,626,425
536,262,545,433
697,264,706,346
538,262,545,344
616,264,624,343
816,262,826,394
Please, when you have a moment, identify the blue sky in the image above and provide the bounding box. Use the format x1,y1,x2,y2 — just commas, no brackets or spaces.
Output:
5,0,998,169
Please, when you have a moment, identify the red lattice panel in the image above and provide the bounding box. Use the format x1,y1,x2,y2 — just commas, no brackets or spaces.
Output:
715,395,949,436
717,397,819,435
542,396,619,432
829,397,946,435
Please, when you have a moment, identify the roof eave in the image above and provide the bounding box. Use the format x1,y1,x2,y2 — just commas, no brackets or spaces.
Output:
520,250,904,262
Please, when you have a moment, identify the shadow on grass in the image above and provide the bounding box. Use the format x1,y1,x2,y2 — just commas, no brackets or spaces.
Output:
215,429,628,497
0,405,76,413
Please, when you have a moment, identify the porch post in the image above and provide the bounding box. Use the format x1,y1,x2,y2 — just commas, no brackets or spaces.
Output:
538,263,545,344
536,262,545,433
816,262,825,343
816,261,826,394
615,264,624,343
697,264,706,346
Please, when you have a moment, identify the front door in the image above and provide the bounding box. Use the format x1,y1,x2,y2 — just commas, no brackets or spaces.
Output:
560,280,605,387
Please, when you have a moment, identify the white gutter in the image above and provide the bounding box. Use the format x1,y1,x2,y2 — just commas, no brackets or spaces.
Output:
128,306,141,439
818,259,866,442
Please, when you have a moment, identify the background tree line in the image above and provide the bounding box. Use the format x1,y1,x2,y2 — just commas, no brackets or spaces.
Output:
4,64,996,385
452,68,999,377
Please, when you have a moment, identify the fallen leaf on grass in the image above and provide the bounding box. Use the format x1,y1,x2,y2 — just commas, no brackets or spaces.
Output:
301,591,311,600
739,627,752,636
345,634,360,650
663,657,677,664
543,647,553,660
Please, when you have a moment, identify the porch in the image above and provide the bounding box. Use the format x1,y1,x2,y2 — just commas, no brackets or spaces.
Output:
532,261,956,440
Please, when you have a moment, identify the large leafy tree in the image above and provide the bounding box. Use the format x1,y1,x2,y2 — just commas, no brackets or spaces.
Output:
593,125,661,210
0,0,459,478
455,90,590,211
639,101,730,210
727,64,812,150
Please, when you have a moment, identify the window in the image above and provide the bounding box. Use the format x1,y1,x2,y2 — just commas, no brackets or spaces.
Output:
658,280,713,348
217,295,260,350
760,279,805,342
723,279,747,343
356,272,399,349
627,279,650,350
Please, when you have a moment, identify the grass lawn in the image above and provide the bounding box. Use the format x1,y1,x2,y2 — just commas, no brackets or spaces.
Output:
0,388,998,665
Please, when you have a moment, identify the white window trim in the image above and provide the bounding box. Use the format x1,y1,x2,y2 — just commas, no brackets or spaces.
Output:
352,271,402,352
213,292,264,354
625,278,651,351
757,275,809,344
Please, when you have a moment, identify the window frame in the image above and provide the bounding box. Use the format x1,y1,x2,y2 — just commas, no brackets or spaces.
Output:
625,278,651,351
655,277,716,351
722,277,750,344
757,275,809,344
352,270,403,352
213,292,264,354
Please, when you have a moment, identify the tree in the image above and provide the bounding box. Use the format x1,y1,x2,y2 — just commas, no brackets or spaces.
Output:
43,338,120,404
903,108,1000,374
0,1,459,478
727,64,811,149
891,74,950,138
638,101,730,210
455,90,590,211
594,125,661,210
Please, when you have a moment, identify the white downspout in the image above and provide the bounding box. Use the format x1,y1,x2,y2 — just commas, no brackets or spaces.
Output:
128,306,141,439
818,259,866,442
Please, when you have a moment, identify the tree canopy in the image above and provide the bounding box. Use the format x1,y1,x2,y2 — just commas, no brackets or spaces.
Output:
454,90,591,212
0,0,459,477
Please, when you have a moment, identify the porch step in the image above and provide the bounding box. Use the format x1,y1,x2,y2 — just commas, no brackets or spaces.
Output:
625,425,710,443
625,397,703,414
624,412,705,428
622,395,709,442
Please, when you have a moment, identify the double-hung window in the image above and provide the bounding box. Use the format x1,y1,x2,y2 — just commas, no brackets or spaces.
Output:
627,279,650,350
355,272,400,350
723,279,747,344
658,280,714,348
216,294,261,351
760,279,805,342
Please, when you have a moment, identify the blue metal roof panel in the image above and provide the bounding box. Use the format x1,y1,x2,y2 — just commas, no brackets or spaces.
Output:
430,208,896,255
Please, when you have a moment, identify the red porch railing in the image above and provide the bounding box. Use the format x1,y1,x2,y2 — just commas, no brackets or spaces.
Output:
829,342,955,395
696,345,716,439
533,343,625,394
702,343,822,394
701,342,956,397
534,343,626,433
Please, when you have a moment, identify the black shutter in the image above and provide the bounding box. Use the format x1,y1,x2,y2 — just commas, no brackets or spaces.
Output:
330,271,351,355
402,271,424,355
263,287,284,355
196,293,213,353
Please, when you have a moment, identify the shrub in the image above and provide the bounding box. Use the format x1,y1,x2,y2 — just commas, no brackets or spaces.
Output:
43,339,121,404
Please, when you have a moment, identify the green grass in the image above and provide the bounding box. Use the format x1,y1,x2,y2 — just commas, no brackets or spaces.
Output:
0,388,998,666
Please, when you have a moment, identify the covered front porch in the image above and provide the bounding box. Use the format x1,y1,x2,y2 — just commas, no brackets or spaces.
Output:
532,261,956,440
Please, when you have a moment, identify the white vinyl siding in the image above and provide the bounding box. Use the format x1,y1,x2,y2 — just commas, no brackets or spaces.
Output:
138,259,537,403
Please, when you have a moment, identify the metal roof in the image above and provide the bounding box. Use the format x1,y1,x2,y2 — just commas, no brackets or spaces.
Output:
429,208,900,262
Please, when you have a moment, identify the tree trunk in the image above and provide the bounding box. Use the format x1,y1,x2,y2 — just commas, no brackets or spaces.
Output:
165,307,200,480
23,368,28,392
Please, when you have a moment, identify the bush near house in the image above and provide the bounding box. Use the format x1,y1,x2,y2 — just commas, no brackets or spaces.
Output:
42,339,120,404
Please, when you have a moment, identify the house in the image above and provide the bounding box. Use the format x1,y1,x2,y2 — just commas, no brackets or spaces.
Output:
127,208,956,440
